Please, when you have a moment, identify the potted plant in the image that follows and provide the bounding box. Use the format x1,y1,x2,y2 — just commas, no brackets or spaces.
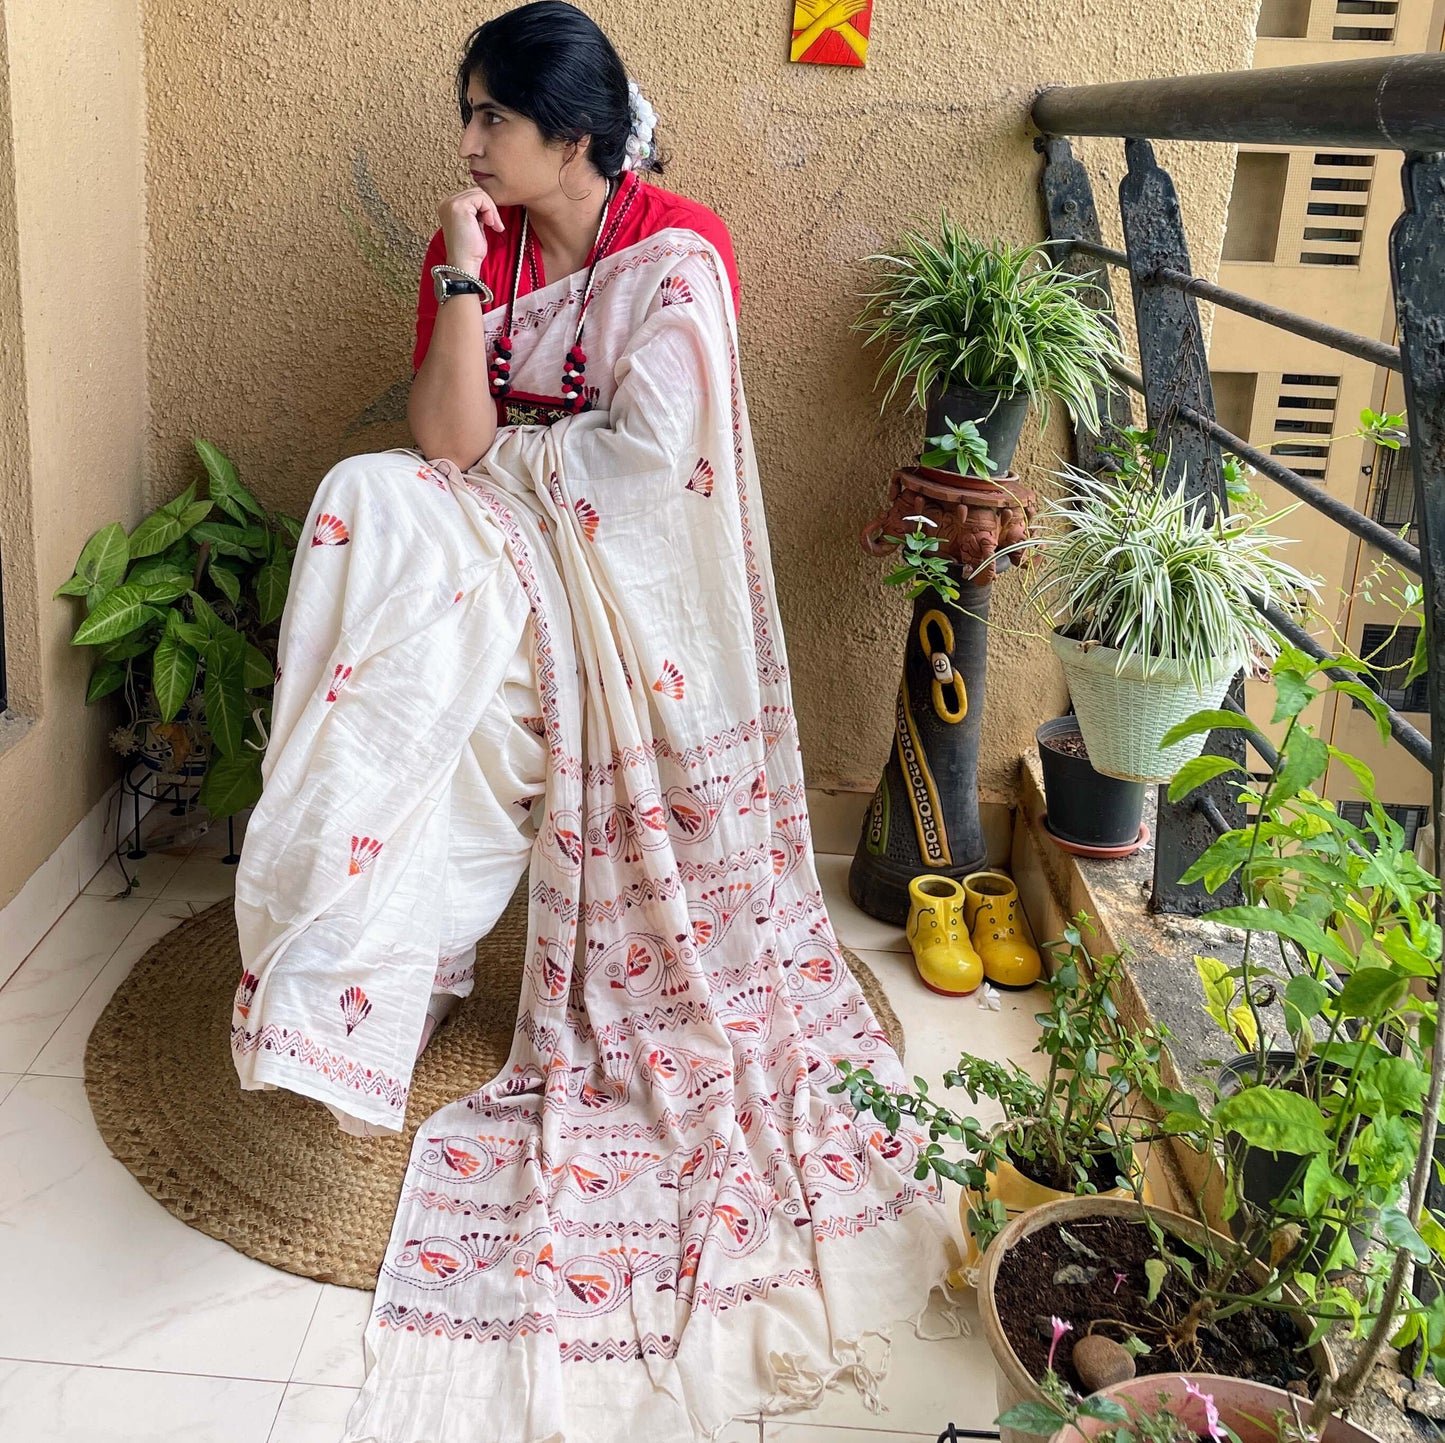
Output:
835,927,1164,1278
853,220,1124,475
1036,714,1149,856
992,429,1318,783
1005,1371,1380,1443
56,438,302,818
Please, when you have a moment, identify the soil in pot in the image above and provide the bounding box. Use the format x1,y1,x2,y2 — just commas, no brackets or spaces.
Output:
992,1213,1316,1395
1009,1144,1128,1196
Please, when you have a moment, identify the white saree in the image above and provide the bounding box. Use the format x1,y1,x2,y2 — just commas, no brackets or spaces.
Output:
233,223,963,1442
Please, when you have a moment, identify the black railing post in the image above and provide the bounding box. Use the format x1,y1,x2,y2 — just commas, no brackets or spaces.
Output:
1038,137,1135,475
1389,148,1445,1373
1117,138,1245,914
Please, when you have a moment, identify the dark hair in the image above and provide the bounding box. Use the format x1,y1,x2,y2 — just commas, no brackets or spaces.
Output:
457,2,665,179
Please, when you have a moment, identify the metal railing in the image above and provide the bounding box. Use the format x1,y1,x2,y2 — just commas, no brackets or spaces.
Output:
1029,52,1445,916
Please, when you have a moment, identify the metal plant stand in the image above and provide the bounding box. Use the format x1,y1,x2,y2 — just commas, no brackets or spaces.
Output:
122,757,240,864
849,468,1034,926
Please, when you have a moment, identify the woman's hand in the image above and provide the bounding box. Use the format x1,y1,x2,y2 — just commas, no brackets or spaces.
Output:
438,186,505,273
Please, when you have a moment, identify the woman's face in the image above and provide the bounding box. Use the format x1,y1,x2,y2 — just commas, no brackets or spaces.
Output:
458,72,594,206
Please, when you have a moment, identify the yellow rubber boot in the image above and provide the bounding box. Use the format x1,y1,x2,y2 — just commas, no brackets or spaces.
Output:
962,871,1042,988
906,875,984,996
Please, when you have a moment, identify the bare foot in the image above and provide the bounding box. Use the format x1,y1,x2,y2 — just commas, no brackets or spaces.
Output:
415,993,460,1059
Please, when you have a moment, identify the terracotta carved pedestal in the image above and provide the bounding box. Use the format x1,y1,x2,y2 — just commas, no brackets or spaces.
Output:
848,468,1035,926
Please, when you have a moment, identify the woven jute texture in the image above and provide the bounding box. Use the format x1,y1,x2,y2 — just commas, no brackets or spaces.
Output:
84,882,906,1290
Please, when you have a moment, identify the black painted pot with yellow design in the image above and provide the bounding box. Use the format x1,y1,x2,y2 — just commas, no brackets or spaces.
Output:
848,586,990,926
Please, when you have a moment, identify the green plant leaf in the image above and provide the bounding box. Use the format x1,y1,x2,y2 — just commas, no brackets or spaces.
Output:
1204,906,1355,972
1380,1206,1432,1263
1335,967,1409,1020
204,635,247,757
62,522,129,597
129,499,213,559
1212,1088,1330,1155
1272,732,1330,801
151,617,199,723
1143,1257,1166,1304
198,750,264,818
54,574,92,597
242,643,274,691
1076,1398,1130,1425
1168,754,1241,802
84,660,127,703
1272,667,1316,724
995,1403,1070,1436
1360,1057,1428,1116
1159,710,1263,747
1283,974,1328,1023
191,519,265,558
194,438,264,521
1331,680,1393,745
208,558,241,605
255,560,288,625
70,585,165,647
98,631,156,662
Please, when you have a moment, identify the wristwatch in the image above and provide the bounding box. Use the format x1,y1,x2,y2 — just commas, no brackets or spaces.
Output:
432,264,494,308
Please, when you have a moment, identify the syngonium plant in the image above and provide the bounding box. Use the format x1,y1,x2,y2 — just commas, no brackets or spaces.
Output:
56,438,302,818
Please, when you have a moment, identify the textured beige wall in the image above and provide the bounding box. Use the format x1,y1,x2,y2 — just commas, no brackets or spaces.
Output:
141,3,1256,801
0,0,149,909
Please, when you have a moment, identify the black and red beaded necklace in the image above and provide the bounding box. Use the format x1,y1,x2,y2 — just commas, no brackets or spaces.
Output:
488,173,638,415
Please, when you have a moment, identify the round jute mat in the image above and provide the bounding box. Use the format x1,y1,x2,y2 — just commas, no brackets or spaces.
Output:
84,883,906,1290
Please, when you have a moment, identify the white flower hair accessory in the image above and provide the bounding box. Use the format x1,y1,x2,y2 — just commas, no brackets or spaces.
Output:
622,78,657,172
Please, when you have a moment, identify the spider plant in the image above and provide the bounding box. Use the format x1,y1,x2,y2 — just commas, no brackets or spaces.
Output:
853,218,1124,433
1002,461,1318,688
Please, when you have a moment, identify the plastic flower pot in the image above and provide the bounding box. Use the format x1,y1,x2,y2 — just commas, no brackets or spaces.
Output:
925,384,1031,475
976,1195,1336,1443
1036,716,1148,852
1050,635,1239,783
1044,1372,1381,1443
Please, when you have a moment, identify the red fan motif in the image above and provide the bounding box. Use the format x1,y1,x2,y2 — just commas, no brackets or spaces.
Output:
716,1204,750,1241
339,985,372,1035
420,1248,461,1279
235,970,259,1019
454,590,464,603
417,465,447,490
442,1142,482,1176
659,275,694,307
685,459,714,498
565,1272,611,1305
739,770,768,814
652,660,685,700
348,835,382,876
311,513,350,547
574,498,600,541
325,664,352,702
821,1150,858,1184
570,1164,608,1195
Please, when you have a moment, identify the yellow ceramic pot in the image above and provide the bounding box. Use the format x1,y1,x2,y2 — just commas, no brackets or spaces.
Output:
946,1145,1153,1288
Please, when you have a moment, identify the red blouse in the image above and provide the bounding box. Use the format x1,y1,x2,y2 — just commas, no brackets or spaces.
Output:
412,171,741,374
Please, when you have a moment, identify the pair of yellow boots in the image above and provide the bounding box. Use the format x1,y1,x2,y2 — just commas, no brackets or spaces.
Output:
905,871,1042,995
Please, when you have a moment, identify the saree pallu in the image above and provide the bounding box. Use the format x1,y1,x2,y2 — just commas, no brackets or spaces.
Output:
233,227,963,1442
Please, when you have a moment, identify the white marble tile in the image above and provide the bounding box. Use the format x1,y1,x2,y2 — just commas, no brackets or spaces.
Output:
0,1358,284,1442
712,1420,764,1443
0,895,152,1073
0,828,81,990
159,852,242,904
289,1286,372,1388
0,1073,20,1107
267,1383,358,1443
815,854,910,954
767,1426,938,1441
756,1295,999,1437
28,902,197,1078
83,846,190,901
189,811,251,859
0,1075,322,1379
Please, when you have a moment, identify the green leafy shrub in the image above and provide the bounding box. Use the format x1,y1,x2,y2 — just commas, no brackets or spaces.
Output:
56,438,301,817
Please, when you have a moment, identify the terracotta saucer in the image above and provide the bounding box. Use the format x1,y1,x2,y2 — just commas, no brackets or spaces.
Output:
1042,818,1150,860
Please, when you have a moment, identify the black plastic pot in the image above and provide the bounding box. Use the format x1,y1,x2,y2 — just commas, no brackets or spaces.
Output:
1217,1052,1365,1263
925,385,1031,476
1036,716,1146,849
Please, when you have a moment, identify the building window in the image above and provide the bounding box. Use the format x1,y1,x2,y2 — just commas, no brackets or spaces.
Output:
1333,0,1398,40
1360,623,1428,712
1301,153,1373,265
1336,802,1427,850
1371,443,1416,544
1257,0,1312,36
1271,374,1339,480
1223,152,1289,262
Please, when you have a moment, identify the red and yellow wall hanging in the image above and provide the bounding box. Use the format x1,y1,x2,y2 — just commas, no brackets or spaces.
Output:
789,0,873,67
